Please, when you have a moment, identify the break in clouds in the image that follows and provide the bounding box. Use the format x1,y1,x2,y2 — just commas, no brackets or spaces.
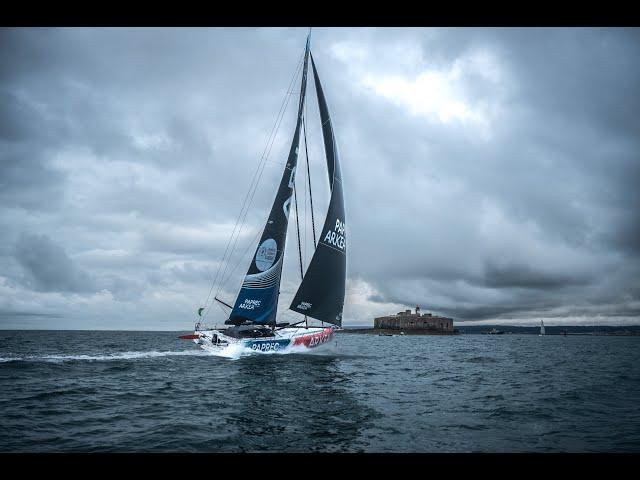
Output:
0,27,639,329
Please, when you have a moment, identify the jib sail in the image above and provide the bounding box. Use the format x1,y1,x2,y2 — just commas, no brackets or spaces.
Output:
288,54,346,326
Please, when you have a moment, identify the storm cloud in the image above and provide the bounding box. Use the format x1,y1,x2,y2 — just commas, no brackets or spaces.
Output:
14,233,96,293
0,27,638,329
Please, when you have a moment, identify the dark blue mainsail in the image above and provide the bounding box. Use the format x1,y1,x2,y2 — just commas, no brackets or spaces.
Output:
289,53,346,326
227,38,310,326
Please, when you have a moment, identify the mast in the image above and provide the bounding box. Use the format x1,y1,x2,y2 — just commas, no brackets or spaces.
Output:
303,105,317,247
289,53,346,326
226,36,311,326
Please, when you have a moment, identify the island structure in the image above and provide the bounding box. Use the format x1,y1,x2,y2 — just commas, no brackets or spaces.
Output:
340,306,456,335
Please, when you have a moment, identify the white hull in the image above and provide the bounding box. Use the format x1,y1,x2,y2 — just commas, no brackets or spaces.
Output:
192,326,337,358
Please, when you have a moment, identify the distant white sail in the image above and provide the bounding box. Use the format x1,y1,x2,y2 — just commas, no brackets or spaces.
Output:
540,320,545,336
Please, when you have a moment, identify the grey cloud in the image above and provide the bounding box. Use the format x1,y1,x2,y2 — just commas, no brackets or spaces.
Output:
481,261,594,289
0,27,639,328
14,233,96,293
328,28,640,322
367,294,385,303
0,90,66,211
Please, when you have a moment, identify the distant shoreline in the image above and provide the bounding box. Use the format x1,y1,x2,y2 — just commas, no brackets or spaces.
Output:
338,328,456,336
339,327,640,337
0,327,639,336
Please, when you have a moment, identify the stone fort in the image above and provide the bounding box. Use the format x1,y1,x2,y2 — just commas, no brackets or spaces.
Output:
374,306,454,333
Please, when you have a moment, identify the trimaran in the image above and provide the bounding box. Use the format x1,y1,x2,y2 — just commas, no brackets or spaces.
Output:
180,32,346,356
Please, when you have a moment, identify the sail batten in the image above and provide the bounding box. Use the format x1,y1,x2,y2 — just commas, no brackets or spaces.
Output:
288,54,346,326
227,39,311,326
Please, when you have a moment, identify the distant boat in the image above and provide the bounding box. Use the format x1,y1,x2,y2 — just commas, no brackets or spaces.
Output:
539,320,545,336
486,328,504,335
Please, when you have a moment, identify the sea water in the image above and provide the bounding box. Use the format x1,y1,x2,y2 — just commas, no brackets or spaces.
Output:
1,330,639,452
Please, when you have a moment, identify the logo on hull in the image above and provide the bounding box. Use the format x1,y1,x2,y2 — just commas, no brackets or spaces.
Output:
292,328,334,348
248,339,290,352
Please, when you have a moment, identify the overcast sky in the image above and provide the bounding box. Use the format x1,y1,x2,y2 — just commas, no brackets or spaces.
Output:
1,27,639,330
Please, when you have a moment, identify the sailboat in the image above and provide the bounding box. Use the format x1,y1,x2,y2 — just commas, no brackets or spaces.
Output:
539,320,545,336
181,33,345,356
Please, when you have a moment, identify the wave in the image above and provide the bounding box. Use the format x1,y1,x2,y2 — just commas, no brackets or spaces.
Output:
0,350,209,363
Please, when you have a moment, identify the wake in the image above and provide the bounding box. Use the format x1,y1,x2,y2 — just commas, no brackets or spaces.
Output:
0,350,209,363
0,341,340,363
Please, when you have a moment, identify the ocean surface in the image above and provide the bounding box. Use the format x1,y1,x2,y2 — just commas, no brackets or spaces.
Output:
1,330,639,452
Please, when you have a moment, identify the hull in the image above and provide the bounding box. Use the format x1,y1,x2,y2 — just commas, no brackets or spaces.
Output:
192,326,336,357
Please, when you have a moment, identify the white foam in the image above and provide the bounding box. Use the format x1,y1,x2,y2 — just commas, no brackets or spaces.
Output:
0,339,340,363
0,350,209,363
198,338,339,360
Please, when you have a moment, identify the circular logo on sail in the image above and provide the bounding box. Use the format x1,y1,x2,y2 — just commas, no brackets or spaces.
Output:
255,238,277,271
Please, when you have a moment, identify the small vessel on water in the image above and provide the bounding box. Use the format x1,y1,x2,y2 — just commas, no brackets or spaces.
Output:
539,320,545,336
486,328,504,335
180,32,346,356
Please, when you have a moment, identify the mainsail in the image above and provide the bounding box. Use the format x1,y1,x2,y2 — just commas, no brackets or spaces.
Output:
289,54,346,326
227,38,311,326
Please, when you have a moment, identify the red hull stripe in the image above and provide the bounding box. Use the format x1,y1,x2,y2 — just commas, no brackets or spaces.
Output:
292,328,334,348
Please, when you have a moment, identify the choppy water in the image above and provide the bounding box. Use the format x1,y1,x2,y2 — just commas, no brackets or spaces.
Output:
1,330,639,452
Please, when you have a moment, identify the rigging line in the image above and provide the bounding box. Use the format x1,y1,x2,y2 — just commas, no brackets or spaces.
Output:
213,79,297,303
213,48,306,296
218,225,262,294
201,51,305,318
213,41,309,305
214,54,304,292
204,52,304,308
203,72,301,319
293,183,304,281
293,181,308,330
303,108,307,267
303,109,317,248
216,301,230,316
210,51,304,292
